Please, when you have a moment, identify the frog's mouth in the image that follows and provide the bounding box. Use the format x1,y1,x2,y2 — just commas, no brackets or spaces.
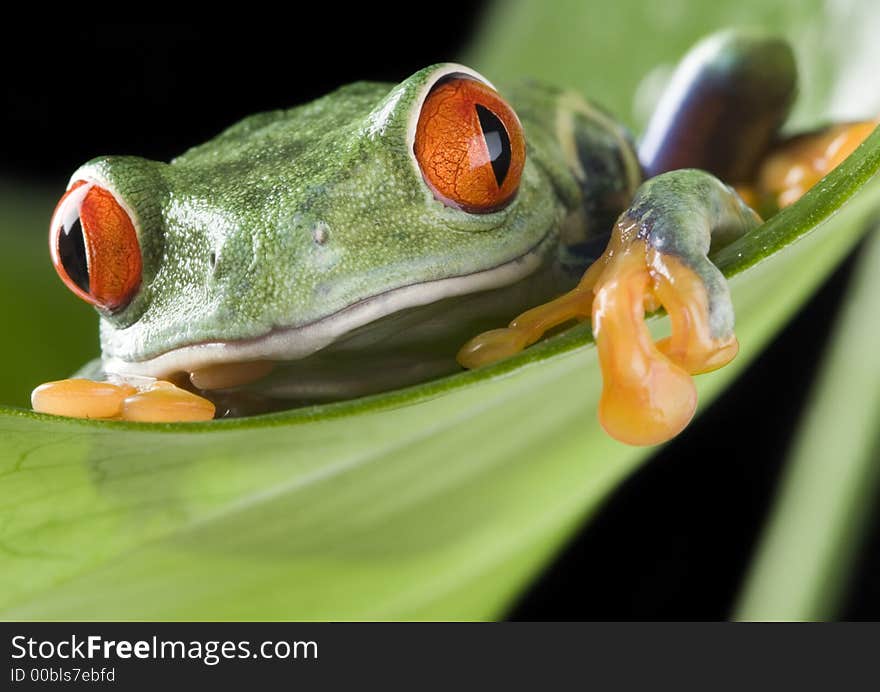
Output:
101,230,557,382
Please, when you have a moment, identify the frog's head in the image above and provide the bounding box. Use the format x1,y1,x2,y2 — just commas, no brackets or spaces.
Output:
49,64,565,379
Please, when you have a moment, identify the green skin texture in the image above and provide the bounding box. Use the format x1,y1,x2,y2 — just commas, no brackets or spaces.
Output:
62,49,762,396
74,66,573,372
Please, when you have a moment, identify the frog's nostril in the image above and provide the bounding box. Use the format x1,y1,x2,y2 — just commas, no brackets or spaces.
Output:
312,222,329,245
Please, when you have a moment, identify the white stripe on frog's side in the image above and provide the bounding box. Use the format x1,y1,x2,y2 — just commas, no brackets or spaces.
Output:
555,105,585,181
101,229,556,379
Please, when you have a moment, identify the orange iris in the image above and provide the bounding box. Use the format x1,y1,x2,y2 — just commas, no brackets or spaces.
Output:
49,180,142,311
414,76,525,212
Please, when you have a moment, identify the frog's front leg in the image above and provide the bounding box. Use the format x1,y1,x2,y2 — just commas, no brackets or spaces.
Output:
458,169,759,445
32,374,217,422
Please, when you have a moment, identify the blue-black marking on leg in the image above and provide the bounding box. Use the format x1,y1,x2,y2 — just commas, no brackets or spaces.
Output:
559,109,641,276
558,236,611,278
639,31,796,182
574,116,638,235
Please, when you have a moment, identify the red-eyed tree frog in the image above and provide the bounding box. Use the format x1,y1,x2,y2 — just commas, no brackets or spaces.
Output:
33,31,875,445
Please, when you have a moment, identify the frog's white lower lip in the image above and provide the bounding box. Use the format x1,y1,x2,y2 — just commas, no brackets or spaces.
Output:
102,231,556,379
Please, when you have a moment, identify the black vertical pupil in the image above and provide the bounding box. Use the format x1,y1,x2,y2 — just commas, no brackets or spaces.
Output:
58,217,90,294
475,104,512,188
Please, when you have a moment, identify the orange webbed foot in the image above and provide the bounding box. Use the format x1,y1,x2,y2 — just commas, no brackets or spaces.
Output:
32,376,216,422
757,119,879,210
458,169,760,447
590,226,739,446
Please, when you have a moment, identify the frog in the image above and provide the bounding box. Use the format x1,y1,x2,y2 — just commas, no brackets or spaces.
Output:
32,31,875,445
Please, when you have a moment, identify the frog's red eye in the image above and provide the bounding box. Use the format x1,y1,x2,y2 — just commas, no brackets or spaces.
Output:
49,180,142,311
414,76,525,213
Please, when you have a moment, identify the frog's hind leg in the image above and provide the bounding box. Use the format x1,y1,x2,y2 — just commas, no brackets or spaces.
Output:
458,170,760,446
754,119,879,211
639,31,796,183
639,30,876,211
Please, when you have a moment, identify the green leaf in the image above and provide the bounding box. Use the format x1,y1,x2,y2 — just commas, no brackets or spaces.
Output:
734,228,880,621
1,1,879,619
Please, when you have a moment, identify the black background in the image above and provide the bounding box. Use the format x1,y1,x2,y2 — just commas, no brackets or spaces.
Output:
2,21,877,620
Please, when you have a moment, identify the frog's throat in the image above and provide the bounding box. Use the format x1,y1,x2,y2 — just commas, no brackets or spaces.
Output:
101,231,556,379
